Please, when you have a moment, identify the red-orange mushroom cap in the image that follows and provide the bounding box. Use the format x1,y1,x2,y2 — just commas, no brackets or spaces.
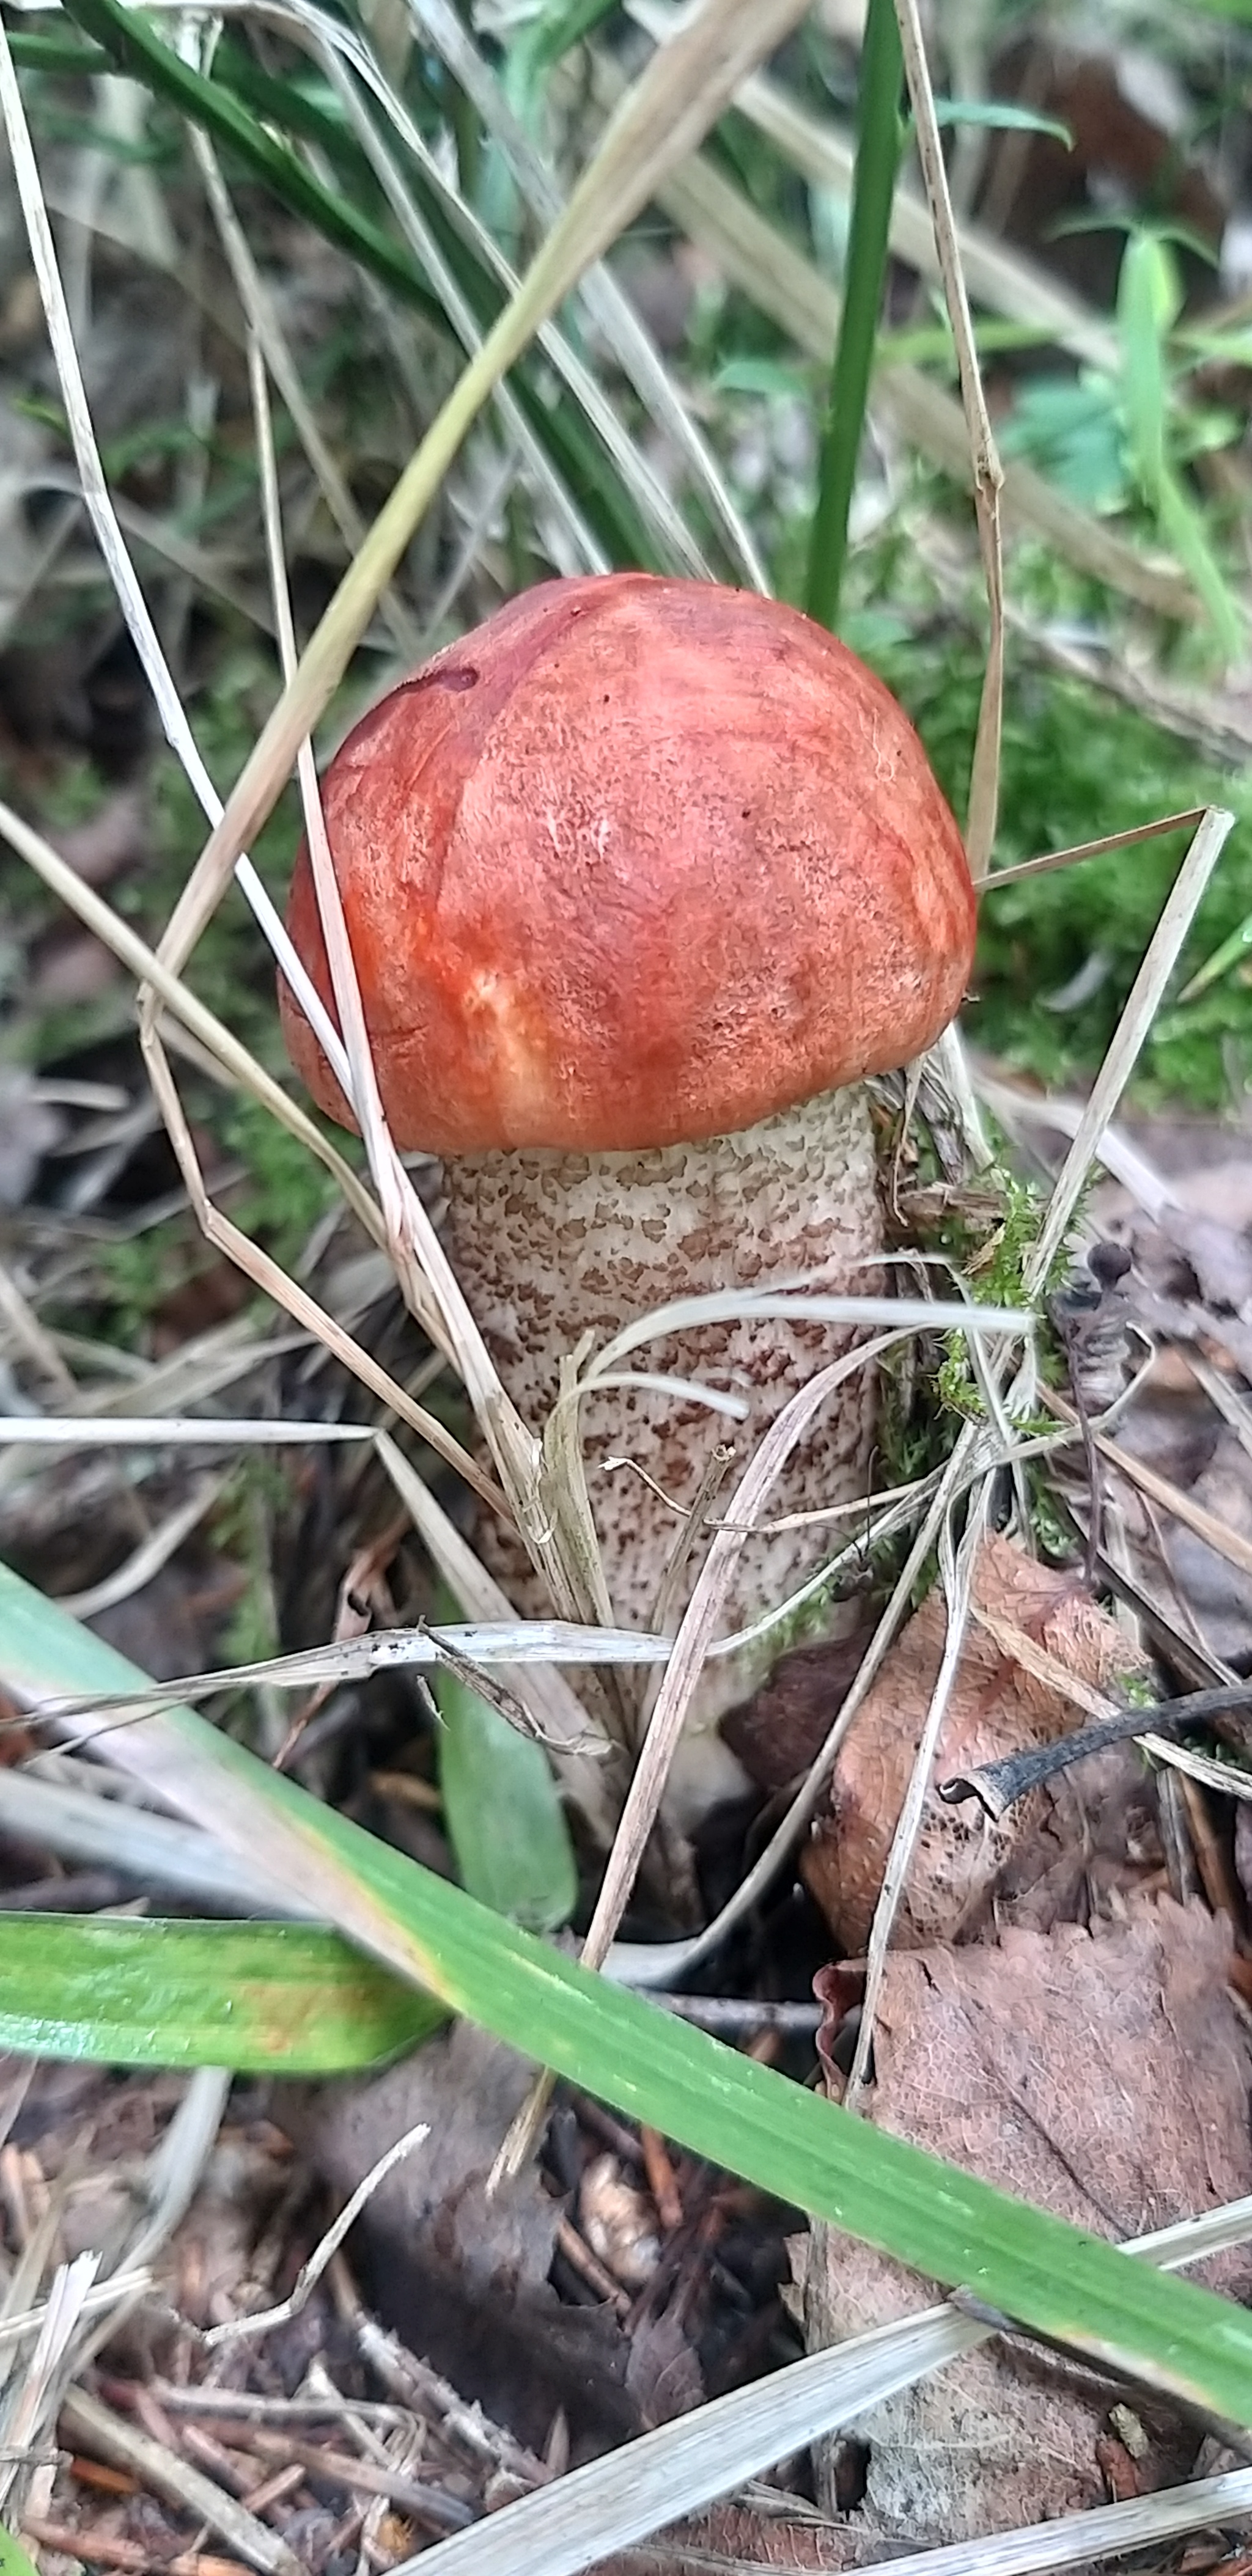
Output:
280,574,976,1158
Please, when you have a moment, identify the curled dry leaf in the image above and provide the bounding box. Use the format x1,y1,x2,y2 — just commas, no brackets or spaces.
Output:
803,1531,1149,1954
802,1899,1252,2545
580,2153,662,2289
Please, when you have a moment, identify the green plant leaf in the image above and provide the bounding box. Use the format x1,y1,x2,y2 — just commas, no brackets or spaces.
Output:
926,100,1072,144
5,1556,1252,2427
0,2533,39,2576
435,1649,578,1933
1116,230,1243,662
804,0,903,629
506,0,618,114
0,1915,443,2071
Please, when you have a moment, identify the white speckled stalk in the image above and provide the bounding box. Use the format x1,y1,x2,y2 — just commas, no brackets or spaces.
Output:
443,1087,883,1814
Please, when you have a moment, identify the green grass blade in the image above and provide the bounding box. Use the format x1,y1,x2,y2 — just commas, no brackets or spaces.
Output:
4,1557,1252,2426
435,1659,578,1933
1118,230,1243,662
0,1915,443,2071
7,32,112,74
803,0,902,630
52,0,660,570
58,0,445,330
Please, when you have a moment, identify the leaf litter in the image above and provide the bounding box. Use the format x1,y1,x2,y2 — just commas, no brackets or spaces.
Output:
3,2,1252,2574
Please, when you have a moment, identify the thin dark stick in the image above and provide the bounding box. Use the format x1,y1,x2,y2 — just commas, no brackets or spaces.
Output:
940,1681,1252,1822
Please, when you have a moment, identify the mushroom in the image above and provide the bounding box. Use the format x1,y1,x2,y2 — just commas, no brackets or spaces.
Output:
281,574,976,1808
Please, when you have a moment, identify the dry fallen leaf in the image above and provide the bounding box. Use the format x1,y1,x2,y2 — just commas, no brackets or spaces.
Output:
803,1532,1148,1953
802,1899,1252,2545
281,2025,646,2455
580,2154,661,2289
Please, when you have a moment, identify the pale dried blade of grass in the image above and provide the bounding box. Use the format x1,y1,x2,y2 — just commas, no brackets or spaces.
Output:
204,2121,430,2349
403,2306,989,2576
0,1417,374,1447
134,989,504,1504
605,1411,1000,1989
155,0,816,970
1141,1736,1252,1799
0,1766,304,1914
839,2466,1252,2576
575,1333,909,1985
1025,806,1236,1290
189,122,420,655
25,1618,701,1734
971,1604,1120,1726
895,0,1003,876
311,38,616,578
1091,1426,1252,1583
405,0,767,589
987,809,1210,892
374,1429,619,1838
0,798,377,1246
591,1291,1031,1374
0,2270,150,2361
846,1494,989,2104
246,332,569,1618
59,1326,311,1426
400,2192,1252,2576
0,2252,98,2515
0,18,350,1084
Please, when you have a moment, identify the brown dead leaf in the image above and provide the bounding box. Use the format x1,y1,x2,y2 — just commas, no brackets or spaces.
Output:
803,1533,1148,1954
803,1899,1252,2545
280,2025,671,2457
594,2497,861,2572
721,1622,875,1793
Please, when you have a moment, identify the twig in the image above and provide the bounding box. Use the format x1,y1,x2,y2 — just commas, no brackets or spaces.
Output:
61,2389,302,2576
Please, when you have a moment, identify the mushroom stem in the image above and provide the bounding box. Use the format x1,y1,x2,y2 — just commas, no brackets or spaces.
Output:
442,1084,883,1810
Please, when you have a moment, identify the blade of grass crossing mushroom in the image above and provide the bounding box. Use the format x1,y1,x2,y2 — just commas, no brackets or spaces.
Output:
4,1561,1252,2423
0,797,503,1507
575,1332,929,1968
894,0,1003,878
1025,805,1235,1294
602,1399,1017,1990
248,321,457,1352
153,0,818,976
372,1430,620,1840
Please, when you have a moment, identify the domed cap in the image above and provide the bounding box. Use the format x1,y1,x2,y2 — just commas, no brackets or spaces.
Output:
281,574,976,1156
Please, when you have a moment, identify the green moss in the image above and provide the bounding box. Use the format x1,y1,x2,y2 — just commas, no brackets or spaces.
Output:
866,628,1252,1112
